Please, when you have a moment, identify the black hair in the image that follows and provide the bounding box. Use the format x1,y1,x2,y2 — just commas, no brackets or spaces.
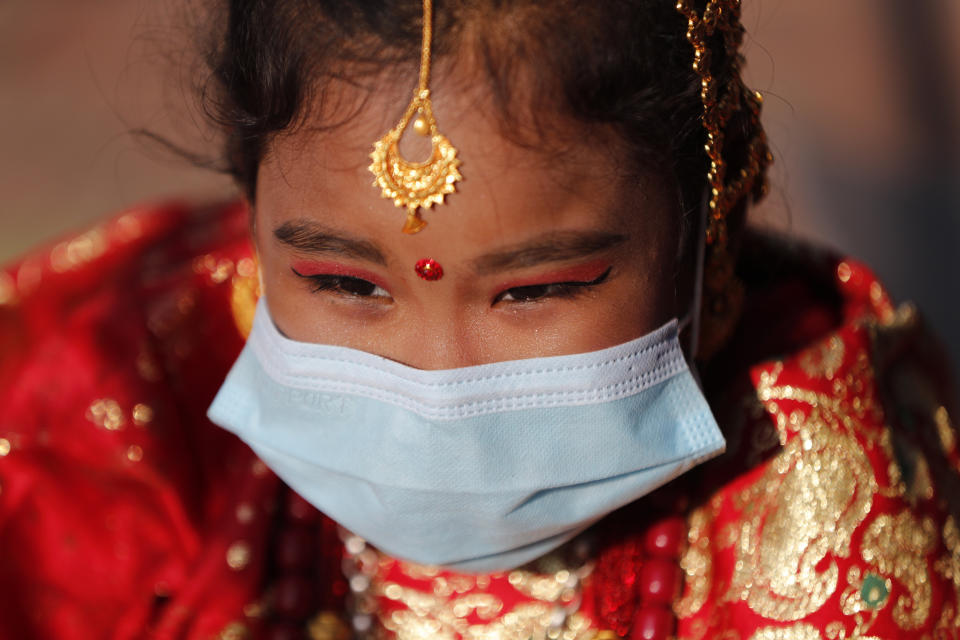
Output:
196,0,753,224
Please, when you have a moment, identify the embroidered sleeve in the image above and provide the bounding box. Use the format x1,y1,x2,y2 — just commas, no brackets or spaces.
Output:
676,263,960,640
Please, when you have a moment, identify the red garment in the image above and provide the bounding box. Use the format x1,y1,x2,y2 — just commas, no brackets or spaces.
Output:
0,201,957,639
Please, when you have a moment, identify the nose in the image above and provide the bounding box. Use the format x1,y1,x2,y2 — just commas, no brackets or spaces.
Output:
389,315,486,371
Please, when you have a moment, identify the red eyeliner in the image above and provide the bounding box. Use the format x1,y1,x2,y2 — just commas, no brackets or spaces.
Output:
290,260,390,291
495,260,612,292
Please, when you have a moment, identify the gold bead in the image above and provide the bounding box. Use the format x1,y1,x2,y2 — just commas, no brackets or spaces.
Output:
412,116,430,136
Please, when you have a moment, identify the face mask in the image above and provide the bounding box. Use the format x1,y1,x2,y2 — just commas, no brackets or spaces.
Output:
208,301,724,573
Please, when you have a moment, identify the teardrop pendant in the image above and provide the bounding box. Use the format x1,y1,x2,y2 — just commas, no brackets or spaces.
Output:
369,90,462,234
368,0,462,234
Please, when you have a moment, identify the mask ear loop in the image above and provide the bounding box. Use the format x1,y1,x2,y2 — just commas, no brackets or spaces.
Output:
678,188,709,362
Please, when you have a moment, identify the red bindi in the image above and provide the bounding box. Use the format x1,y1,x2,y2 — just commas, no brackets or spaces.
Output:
414,258,444,281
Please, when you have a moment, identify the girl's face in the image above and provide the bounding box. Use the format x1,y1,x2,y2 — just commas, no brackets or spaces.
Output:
254,76,682,370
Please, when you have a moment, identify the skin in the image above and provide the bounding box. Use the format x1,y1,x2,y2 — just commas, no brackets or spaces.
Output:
253,72,683,370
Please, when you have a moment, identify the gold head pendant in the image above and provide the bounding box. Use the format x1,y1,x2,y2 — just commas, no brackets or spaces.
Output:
369,0,462,234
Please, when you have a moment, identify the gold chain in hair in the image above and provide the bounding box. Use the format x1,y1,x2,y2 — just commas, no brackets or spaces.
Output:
369,0,463,234
676,0,772,358
676,0,771,250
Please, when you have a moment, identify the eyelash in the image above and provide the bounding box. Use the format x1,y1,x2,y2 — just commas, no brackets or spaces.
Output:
493,267,612,304
292,269,390,299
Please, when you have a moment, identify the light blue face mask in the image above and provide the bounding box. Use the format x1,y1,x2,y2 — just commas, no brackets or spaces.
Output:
208,301,724,573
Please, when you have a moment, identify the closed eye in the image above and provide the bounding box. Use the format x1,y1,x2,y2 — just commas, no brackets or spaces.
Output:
494,267,612,304
292,268,391,299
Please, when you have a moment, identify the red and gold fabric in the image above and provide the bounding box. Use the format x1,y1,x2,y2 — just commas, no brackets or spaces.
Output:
0,201,956,639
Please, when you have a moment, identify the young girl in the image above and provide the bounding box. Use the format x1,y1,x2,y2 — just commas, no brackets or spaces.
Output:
0,1,957,639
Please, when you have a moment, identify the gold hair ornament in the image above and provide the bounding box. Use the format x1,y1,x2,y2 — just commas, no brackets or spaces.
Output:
675,0,773,358
369,0,462,234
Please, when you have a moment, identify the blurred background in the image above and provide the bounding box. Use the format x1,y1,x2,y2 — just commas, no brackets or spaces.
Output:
1,0,958,382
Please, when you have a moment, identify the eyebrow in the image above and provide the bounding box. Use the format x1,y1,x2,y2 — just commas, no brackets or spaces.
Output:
273,219,388,266
471,231,628,275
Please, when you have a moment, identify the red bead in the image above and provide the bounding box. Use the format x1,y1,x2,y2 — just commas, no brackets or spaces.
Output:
273,574,316,620
264,622,306,640
414,258,443,281
330,577,348,598
638,558,680,605
643,517,686,558
632,606,675,640
276,526,316,570
286,492,320,524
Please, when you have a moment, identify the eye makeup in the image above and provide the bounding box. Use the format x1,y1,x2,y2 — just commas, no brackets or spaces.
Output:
290,260,390,293
493,260,613,294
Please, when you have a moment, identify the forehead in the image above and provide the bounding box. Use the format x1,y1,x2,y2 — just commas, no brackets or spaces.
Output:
255,72,670,255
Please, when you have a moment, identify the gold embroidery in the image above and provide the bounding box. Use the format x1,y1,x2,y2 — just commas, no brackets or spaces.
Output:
431,575,476,598
936,406,957,457
86,399,126,431
363,546,595,640
380,585,561,640
718,522,739,550
50,228,107,273
226,541,252,571
823,620,882,640
396,562,441,581
935,516,960,623
798,335,845,380
860,511,936,630
934,602,959,636
749,623,821,640
676,506,713,619
728,399,877,621
935,517,960,636
132,403,154,427
507,568,579,603
193,254,236,284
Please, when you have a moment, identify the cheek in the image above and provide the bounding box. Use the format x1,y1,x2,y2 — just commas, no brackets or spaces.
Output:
563,260,677,354
255,243,309,339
